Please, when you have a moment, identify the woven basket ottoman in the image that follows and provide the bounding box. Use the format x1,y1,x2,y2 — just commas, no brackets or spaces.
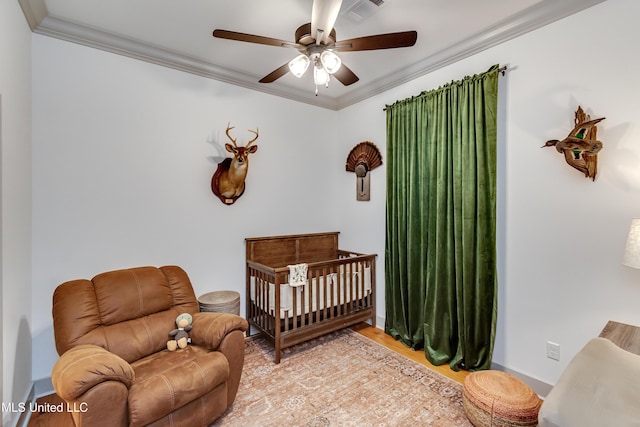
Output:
463,370,542,427
198,291,240,315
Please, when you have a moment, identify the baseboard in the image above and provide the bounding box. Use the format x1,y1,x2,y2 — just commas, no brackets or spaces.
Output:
12,378,55,427
491,363,553,397
32,377,54,399
11,382,34,427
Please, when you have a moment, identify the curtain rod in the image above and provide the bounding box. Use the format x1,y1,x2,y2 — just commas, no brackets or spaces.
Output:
383,65,508,111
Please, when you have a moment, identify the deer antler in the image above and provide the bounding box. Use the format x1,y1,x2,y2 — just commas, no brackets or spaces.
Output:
246,127,259,148
225,122,237,147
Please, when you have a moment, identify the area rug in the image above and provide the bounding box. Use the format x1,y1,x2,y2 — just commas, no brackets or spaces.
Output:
214,329,472,426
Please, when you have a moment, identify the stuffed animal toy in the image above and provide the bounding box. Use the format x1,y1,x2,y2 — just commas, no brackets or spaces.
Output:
167,313,193,351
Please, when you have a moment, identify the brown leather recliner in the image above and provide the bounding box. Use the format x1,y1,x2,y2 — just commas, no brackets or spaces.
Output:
51,265,248,427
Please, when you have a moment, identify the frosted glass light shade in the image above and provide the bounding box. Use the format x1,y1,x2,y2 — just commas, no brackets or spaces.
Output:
623,218,640,269
288,54,310,78
314,65,329,85
320,50,342,74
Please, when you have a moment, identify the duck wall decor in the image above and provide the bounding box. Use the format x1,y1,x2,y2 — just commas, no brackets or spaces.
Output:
542,106,605,181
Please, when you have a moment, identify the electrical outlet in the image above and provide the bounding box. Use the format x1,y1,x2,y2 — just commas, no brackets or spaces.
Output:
546,341,560,361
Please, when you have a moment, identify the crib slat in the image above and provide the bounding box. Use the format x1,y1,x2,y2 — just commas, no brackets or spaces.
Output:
310,268,316,325
284,284,290,334
356,262,360,309
348,262,353,312
333,266,338,318
265,274,271,332
256,271,263,330
307,269,313,326
316,268,327,322
345,262,351,313
352,261,357,305
261,272,269,333
292,279,299,330
252,271,258,329
300,278,304,325
338,264,344,317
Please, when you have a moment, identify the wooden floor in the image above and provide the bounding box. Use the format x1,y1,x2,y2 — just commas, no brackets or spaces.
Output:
351,322,469,384
27,323,467,426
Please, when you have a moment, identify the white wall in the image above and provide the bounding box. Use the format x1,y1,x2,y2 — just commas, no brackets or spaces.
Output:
339,0,640,386
31,35,342,380
30,0,640,390
331,100,387,323
0,0,33,424
497,0,640,385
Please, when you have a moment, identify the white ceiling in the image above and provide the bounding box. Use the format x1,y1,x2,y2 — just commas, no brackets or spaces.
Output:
20,0,606,110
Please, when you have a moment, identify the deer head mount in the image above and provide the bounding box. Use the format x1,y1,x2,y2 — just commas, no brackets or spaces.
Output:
211,123,259,205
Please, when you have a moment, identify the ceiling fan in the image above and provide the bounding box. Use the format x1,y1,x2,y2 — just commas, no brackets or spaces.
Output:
212,0,417,94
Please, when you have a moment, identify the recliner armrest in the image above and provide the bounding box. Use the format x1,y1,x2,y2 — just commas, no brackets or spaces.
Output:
190,312,248,350
52,344,135,401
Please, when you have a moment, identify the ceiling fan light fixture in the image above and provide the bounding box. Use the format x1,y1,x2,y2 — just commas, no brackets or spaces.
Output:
313,65,330,86
320,50,342,74
288,54,310,78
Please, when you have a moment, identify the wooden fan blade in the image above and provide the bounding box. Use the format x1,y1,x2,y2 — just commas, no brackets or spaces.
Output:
259,63,291,83
334,31,417,52
213,29,301,49
311,0,342,44
332,63,359,86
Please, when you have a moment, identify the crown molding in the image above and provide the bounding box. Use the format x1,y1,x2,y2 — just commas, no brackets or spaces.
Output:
18,0,48,31
22,9,341,110
333,0,608,109
20,0,607,111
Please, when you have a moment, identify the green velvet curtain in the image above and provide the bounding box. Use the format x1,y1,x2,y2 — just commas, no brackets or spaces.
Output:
384,65,499,371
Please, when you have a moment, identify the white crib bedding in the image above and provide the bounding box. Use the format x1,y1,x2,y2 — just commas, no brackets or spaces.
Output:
250,265,372,319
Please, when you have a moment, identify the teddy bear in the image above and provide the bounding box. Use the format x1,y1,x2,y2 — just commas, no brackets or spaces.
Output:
167,313,193,351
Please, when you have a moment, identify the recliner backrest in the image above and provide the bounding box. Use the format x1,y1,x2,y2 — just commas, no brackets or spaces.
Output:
52,265,199,362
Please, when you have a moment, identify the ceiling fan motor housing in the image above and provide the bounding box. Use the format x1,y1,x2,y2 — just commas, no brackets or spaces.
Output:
295,23,337,46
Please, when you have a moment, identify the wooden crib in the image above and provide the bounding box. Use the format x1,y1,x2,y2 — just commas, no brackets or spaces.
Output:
245,232,376,363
